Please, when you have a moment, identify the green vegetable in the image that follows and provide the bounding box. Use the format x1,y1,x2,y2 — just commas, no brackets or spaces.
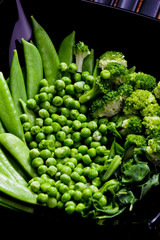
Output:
0,72,24,141
102,155,122,181
82,49,94,75
9,50,27,115
22,38,43,99
31,16,61,85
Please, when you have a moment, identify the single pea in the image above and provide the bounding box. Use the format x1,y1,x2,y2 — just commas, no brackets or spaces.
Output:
60,174,71,185
24,131,33,142
29,141,38,149
35,118,43,127
42,125,54,135
88,121,98,131
101,136,108,145
59,184,69,194
65,204,75,215
54,147,66,159
92,177,102,187
100,69,111,79
98,117,108,125
72,132,81,143
37,193,48,204
82,154,92,165
78,145,88,154
61,165,72,175
73,72,81,82
37,165,48,175
73,190,82,201
35,132,45,143
39,79,49,88
75,153,83,162
84,136,93,146
93,191,103,200
65,84,75,95
88,168,98,180
85,75,95,86
55,79,66,91
68,63,78,73
27,99,37,109
83,84,90,92
23,122,31,132
30,181,40,193
96,145,107,156
48,106,57,114
40,182,51,193
59,62,68,72
81,71,90,80
74,81,84,93
79,105,88,114
32,157,44,168
74,167,83,175
51,122,62,133
81,128,91,138
57,201,64,209
99,124,108,134
47,197,57,208
69,109,79,120
72,120,82,130
70,171,80,182
60,107,70,118
55,141,62,148
61,77,72,86
20,114,29,123
47,166,57,177
82,188,92,200
57,115,67,126
51,113,59,122
99,196,107,207
74,182,86,192
52,96,63,107
46,158,57,167
44,117,53,126
75,203,86,213
89,185,98,194
38,109,50,119
38,92,48,102
63,138,74,147
40,149,52,160
87,148,97,158
66,120,73,127
64,97,75,108
29,149,40,160
92,130,102,141
90,141,101,148
56,131,66,142
47,187,58,197
30,125,41,135
77,114,87,123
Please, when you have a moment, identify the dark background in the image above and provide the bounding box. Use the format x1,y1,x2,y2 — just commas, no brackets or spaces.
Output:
0,0,160,239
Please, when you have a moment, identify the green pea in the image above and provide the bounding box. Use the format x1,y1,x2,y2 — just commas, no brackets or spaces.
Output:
59,184,69,194
37,164,47,176
35,118,43,127
92,177,102,187
51,122,62,133
75,203,86,213
99,196,107,207
25,132,33,142
74,81,84,93
92,130,102,141
64,97,75,108
85,75,95,86
30,181,40,193
20,114,29,123
77,114,87,123
93,191,103,200
90,141,101,148
73,100,80,110
27,99,37,109
40,182,51,193
65,204,75,215
32,157,44,168
39,79,48,88
99,124,107,134
44,117,53,126
40,149,52,159
78,145,88,154
96,145,107,156
23,122,31,132
55,147,66,159
70,171,80,182
79,105,88,114
100,70,111,79
38,109,50,119
65,84,75,95
46,157,57,167
82,154,92,165
72,120,82,130
63,138,74,147
37,193,48,204
57,115,67,126
68,63,78,73
60,107,70,117
35,132,45,143
72,132,81,143
73,190,82,201
47,187,58,197
47,166,57,177
60,174,71,185
87,148,97,158
82,188,92,200
88,121,98,131
52,96,63,107
69,109,79,120
47,197,57,208
61,76,71,85
74,182,86,192
61,165,72,175
55,79,66,91
88,168,98,180
81,128,91,138
56,131,66,142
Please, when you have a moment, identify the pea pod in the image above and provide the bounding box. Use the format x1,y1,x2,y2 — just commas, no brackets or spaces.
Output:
58,31,75,65
0,119,6,133
0,173,37,204
9,50,27,116
0,72,24,141
19,98,36,126
31,16,61,85
22,38,43,99
82,49,94,74
0,133,37,178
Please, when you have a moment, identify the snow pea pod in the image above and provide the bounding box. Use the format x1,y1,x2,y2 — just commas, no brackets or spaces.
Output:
82,49,94,74
31,16,61,85
0,173,37,204
0,133,37,178
9,50,27,115
58,31,75,65
0,72,24,141
22,38,43,99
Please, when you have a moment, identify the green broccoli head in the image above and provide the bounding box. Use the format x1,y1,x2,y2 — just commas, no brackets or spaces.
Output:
121,116,142,135
106,62,128,85
154,81,160,99
125,72,157,92
73,41,90,72
99,51,127,70
123,89,157,115
117,83,133,100
124,134,147,150
142,116,160,138
141,103,160,117
145,138,160,164
90,91,122,118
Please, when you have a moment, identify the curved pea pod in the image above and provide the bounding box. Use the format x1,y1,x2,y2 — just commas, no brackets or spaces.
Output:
82,49,94,75
19,98,36,126
9,50,27,116
21,38,43,99
0,173,37,204
31,16,61,85
58,31,75,65
0,133,37,178
0,72,24,142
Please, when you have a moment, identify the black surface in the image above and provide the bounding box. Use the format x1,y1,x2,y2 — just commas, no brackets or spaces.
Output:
0,0,160,238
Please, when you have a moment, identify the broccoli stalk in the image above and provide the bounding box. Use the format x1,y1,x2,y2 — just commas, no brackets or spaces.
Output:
73,42,90,73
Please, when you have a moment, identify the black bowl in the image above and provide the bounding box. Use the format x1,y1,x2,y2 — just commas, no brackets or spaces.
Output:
0,0,160,238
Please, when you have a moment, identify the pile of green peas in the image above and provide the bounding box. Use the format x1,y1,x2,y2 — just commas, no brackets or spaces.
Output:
21,62,109,215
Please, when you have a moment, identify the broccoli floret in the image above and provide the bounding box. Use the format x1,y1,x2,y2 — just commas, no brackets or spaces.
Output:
79,76,113,104
125,72,157,92
121,116,142,136
145,138,160,164
73,42,90,72
123,89,157,115
117,83,133,100
141,103,160,117
90,91,122,118
142,116,160,138
106,62,128,85
98,51,127,70
154,81,160,99
124,134,147,150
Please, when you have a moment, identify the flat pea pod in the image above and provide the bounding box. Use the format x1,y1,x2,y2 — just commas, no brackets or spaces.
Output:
0,151,16,182
0,119,6,133
0,147,27,186
0,72,24,141
31,16,61,85
0,173,37,204
82,49,94,75
19,98,36,126
22,38,43,99
9,50,27,116
58,31,75,65
0,133,37,178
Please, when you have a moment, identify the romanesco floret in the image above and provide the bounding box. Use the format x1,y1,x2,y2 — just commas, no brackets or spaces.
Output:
98,51,127,70
123,89,157,115
142,116,160,138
